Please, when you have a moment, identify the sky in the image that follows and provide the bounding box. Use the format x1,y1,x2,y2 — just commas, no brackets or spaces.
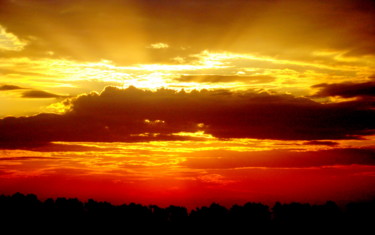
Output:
0,0,374,208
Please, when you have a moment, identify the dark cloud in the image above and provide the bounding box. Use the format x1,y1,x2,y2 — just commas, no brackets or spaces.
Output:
312,82,375,98
0,141,48,150
0,85,68,99
182,148,375,169
0,156,59,161
303,140,339,146
21,90,66,98
0,85,24,91
176,75,275,83
0,141,104,151
0,86,374,147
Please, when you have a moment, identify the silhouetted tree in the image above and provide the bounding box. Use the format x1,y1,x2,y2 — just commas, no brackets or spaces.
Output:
0,193,373,233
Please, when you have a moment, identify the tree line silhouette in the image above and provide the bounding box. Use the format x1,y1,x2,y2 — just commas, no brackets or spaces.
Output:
0,193,373,233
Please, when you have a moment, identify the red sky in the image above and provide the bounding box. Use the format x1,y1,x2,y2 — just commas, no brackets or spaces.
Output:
0,0,374,208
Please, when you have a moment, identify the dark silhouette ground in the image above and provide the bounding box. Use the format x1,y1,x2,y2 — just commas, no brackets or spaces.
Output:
0,193,373,233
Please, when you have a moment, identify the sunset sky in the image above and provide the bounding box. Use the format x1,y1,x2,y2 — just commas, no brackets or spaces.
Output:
0,0,374,208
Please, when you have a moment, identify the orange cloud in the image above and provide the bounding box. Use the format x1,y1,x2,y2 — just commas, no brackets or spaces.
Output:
182,148,375,169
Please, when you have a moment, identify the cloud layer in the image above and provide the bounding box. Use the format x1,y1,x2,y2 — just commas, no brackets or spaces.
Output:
0,84,23,90
182,148,375,169
21,90,66,98
0,86,374,147
313,82,375,98
176,75,276,84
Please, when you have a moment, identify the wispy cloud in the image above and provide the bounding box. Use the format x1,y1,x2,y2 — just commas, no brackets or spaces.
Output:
0,25,27,51
21,90,67,98
149,42,169,49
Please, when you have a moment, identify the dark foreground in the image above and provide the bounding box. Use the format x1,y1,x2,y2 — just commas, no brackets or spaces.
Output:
0,193,374,233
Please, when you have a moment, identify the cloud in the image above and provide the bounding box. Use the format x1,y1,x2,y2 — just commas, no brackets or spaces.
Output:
312,82,375,98
0,68,52,77
0,141,108,151
0,25,27,51
176,75,276,83
0,84,24,91
21,90,67,98
149,42,169,49
182,148,375,169
303,140,338,146
0,86,374,147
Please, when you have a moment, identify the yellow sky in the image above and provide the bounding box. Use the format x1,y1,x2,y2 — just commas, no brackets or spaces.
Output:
0,0,374,117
